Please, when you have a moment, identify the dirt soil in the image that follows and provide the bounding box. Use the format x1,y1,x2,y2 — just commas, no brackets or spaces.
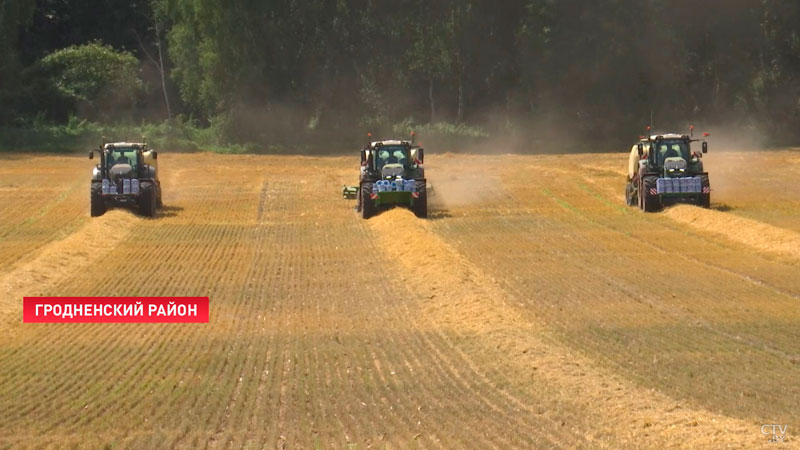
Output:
0,149,798,449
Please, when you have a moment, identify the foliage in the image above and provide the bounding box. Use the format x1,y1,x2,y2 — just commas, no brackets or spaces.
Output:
4,0,800,149
0,116,227,153
38,42,144,120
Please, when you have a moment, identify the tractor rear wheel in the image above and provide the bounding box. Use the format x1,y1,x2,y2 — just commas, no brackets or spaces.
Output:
413,180,427,218
90,182,106,217
625,182,636,206
361,182,376,219
139,182,156,218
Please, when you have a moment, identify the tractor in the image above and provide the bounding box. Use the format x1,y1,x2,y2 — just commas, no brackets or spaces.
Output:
355,133,427,219
626,127,710,212
89,140,162,217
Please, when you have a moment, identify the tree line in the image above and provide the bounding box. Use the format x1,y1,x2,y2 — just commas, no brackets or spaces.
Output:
2,0,800,149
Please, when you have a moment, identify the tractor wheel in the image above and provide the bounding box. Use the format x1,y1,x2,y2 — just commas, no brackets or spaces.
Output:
413,180,428,218
640,176,661,212
625,182,636,206
90,182,106,217
139,181,157,218
700,175,711,208
361,182,376,219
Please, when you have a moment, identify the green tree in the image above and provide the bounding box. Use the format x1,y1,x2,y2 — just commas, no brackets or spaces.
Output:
40,42,144,120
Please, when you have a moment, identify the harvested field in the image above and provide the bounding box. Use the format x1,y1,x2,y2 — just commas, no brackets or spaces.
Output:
0,149,798,449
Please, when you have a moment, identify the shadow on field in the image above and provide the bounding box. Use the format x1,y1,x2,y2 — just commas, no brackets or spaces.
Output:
712,203,735,212
428,210,452,221
159,205,183,218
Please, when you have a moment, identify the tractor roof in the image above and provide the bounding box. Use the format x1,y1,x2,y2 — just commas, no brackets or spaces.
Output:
104,142,146,149
640,133,689,142
371,140,411,147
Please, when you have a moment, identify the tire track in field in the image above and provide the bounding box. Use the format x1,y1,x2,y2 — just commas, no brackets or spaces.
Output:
213,180,277,449
368,207,768,449
209,177,276,449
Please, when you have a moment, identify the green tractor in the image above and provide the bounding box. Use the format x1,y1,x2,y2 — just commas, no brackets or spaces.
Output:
356,134,427,219
626,127,710,212
89,141,162,217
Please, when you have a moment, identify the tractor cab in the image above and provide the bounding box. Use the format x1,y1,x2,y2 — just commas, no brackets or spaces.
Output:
102,145,143,181
376,145,409,168
361,139,424,179
91,143,156,180
105,146,140,170
639,133,705,178
654,139,689,166
371,142,415,179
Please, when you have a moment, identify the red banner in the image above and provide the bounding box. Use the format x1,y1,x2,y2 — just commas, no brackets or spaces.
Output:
23,297,209,323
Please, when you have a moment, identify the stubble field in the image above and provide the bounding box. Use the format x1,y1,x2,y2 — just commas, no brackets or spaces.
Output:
0,148,799,449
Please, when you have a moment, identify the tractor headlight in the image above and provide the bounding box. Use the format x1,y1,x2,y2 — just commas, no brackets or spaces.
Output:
131,179,139,194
